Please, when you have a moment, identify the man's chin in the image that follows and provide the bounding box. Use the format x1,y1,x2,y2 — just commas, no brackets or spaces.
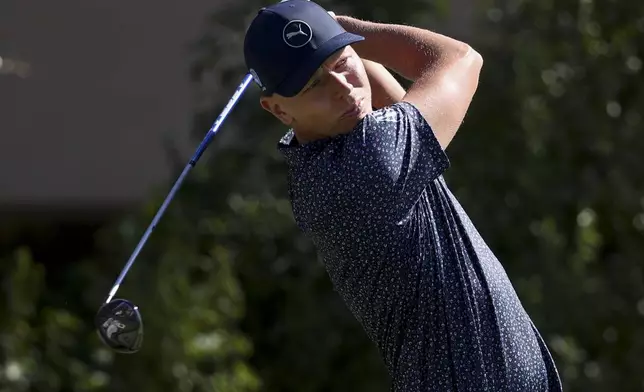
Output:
332,115,366,135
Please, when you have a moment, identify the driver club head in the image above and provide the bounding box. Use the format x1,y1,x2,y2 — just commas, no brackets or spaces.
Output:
95,299,144,354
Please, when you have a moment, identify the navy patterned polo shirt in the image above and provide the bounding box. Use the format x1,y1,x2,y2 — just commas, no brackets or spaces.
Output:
277,101,563,392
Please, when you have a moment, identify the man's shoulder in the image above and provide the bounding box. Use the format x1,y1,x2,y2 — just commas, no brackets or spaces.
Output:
279,100,434,183
368,101,424,122
277,101,423,153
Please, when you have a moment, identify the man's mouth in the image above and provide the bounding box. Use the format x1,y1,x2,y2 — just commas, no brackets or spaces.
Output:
341,98,364,119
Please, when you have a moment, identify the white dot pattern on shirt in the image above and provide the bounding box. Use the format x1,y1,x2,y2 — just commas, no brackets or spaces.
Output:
278,102,563,392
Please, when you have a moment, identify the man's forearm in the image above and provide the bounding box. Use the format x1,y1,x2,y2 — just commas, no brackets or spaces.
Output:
362,59,406,109
338,16,471,82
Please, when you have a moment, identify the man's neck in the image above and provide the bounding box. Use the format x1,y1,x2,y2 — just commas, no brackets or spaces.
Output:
292,129,322,145
292,120,363,145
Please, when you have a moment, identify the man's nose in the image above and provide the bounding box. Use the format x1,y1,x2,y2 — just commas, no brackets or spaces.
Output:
329,72,353,99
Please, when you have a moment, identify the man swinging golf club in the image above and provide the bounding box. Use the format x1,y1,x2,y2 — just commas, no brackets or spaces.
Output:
243,1,563,390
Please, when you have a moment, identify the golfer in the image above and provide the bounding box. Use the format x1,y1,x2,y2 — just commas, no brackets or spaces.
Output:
243,1,563,391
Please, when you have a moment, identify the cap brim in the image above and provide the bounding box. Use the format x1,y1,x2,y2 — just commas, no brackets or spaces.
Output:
274,32,365,97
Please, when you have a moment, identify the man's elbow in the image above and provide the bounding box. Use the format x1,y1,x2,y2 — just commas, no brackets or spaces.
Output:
453,45,483,87
457,44,483,72
437,43,483,82
467,46,484,71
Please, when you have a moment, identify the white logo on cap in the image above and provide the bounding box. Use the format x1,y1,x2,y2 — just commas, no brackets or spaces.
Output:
283,20,313,48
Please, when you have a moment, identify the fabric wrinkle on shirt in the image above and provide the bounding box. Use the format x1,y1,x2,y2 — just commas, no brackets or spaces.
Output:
277,101,563,392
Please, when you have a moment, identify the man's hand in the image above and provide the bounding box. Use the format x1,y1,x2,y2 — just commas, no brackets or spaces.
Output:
362,59,405,109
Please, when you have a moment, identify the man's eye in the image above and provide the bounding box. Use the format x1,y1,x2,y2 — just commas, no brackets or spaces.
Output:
337,58,348,68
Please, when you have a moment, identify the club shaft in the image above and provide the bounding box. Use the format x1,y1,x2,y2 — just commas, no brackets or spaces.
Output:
105,73,254,303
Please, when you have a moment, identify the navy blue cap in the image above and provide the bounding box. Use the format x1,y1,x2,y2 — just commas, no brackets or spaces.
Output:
243,0,364,97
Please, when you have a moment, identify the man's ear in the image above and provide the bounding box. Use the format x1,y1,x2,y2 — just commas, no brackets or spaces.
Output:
260,96,294,126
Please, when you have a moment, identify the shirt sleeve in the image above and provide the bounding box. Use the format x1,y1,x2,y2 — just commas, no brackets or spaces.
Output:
316,101,450,227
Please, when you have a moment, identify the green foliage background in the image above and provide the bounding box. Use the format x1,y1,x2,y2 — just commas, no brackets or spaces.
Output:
2,0,643,391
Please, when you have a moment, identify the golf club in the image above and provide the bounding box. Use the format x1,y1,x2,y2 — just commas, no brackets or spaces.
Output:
95,0,312,354
95,73,253,353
